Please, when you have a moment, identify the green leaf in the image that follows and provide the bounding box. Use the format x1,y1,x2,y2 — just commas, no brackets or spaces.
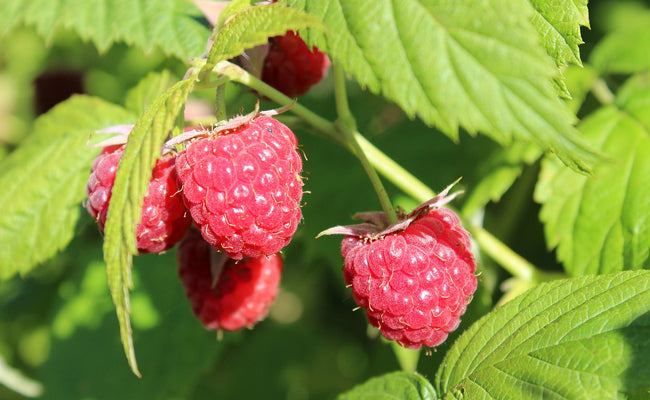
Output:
288,0,597,172
0,0,210,60
528,0,589,98
202,2,323,74
215,0,252,30
436,271,650,399
529,0,589,67
535,76,650,276
338,371,437,400
589,3,650,74
0,96,134,280
124,70,176,115
103,76,197,377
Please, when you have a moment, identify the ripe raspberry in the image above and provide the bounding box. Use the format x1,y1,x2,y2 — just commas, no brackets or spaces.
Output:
85,145,191,254
319,183,477,349
261,31,330,97
175,114,303,260
177,228,283,331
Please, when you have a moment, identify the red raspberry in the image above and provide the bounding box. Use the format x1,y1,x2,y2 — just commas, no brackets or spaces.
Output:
85,145,191,254
261,31,330,97
177,228,283,331
319,183,477,348
175,114,303,260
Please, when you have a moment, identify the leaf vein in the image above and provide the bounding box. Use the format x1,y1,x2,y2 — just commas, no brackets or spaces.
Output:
460,281,578,381
491,362,571,400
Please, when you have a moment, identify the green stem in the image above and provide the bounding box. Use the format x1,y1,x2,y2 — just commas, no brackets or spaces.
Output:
194,75,230,91
391,342,420,373
333,63,397,224
470,226,536,281
211,61,544,282
357,135,435,202
214,61,340,143
215,84,227,121
591,78,615,105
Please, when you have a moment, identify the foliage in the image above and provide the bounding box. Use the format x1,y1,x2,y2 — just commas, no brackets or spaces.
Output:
0,0,648,399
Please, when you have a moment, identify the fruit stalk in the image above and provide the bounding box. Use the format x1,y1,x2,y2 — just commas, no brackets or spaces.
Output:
333,62,397,224
391,342,420,373
214,61,341,144
591,78,615,105
215,84,227,121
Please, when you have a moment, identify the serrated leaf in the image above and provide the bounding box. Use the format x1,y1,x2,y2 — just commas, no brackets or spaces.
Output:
535,76,650,276
0,0,210,60
215,0,252,30
202,3,323,74
338,371,437,400
103,76,197,377
528,0,589,98
0,96,134,280
288,0,597,172
529,0,589,67
124,71,176,115
436,271,650,399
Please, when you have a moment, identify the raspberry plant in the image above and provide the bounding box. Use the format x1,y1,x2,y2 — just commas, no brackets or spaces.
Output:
0,1,649,399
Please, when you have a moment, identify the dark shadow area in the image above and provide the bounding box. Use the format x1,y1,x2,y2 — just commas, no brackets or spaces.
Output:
623,310,650,399
34,69,84,115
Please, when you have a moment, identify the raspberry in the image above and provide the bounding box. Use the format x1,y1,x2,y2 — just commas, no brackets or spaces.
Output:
175,114,303,260
177,228,283,331
261,31,330,97
85,145,191,254
319,183,477,348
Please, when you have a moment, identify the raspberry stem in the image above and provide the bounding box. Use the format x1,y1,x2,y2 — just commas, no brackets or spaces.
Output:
214,61,342,143
215,84,227,121
391,342,420,373
333,62,398,225
591,78,614,105
194,74,230,91
210,60,544,284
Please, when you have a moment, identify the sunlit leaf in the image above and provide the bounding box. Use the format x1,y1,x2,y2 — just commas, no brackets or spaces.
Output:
289,0,597,172
535,75,650,276
0,96,134,279
103,76,197,376
0,0,210,59
437,271,650,399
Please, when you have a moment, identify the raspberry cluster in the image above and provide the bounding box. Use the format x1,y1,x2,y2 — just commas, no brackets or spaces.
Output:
86,113,303,332
85,20,477,348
